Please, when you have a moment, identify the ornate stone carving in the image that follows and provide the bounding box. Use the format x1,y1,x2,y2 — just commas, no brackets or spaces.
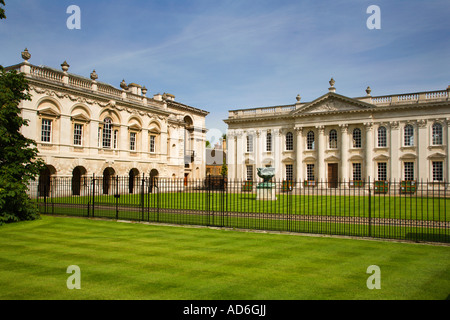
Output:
90,70,98,81
339,123,348,132
61,61,70,72
417,119,427,128
389,121,399,129
21,48,31,61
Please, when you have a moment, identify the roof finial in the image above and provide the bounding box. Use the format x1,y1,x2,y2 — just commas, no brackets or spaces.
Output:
61,61,70,72
21,48,31,61
328,77,336,93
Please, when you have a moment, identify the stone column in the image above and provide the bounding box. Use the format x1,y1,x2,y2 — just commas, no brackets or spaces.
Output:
255,130,261,170
447,119,450,183
417,120,428,182
295,127,303,185
235,131,244,180
339,124,349,184
364,122,374,182
274,129,282,180
389,121,400,181
226,131,236,179
316,125,326,183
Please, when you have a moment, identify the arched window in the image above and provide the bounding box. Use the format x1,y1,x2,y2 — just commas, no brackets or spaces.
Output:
266,132,272,152
285,132,293,151
404,125,414,146
307,131,315,150
377,126,387,147
432,123,443,145
246,135,253,152
352,128,361,148
329,129,338,149
102,118,112,148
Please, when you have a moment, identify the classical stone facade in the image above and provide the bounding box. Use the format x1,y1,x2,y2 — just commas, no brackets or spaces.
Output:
225,79,450,187
6,49,209,194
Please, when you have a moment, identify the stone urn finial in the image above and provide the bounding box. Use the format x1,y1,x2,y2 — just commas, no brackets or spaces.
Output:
120,79,128,90
21,48,31,61
366,86,372,96
296,94,301,102
61,61,70,72
90,70,98,81
142,86,148,95
329,77,335,87
328,77,336,93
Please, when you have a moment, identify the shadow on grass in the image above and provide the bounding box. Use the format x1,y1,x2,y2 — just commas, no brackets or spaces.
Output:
406,233,450,243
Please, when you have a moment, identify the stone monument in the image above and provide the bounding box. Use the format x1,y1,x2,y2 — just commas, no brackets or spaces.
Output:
256,167,277,201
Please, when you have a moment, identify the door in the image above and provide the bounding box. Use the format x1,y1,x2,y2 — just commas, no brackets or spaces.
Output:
328,163,338,188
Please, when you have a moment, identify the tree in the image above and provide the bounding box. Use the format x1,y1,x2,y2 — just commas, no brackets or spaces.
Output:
0,1,6,20
220,163,227,177
0,66,45,224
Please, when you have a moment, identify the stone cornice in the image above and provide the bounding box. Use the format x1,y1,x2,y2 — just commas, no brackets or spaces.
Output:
27,77,171,118
225,99,450,124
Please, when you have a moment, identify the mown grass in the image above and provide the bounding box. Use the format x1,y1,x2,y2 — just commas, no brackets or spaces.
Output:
0,215,449,300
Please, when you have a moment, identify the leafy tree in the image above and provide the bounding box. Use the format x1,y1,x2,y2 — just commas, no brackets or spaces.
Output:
0,66,45,224
220,163,227,177
0,1,6,20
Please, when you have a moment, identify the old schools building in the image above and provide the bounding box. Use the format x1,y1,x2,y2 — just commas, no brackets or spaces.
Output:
224,78,450,188
6,49,209,195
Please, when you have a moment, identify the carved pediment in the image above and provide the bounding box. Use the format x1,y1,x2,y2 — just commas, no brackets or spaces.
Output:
293,93,373,115
71,113,90,123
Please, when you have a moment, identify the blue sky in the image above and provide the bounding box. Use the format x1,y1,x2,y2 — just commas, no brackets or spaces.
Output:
1,0,449,145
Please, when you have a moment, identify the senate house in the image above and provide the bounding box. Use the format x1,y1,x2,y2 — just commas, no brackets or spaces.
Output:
224,78,450,188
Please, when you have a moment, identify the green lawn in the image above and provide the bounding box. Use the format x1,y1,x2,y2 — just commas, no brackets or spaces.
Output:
0,215,449,300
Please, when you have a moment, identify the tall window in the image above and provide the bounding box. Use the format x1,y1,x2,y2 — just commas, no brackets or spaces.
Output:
113,130,118,149
286,164,293,181
352,163,362,181
404,162,414,180
329,129,338,149
285,132,293,151
73,123,83,146
432,161,443,182
130,132,136,151
306,164,315,181
246,135,253,152
246,165,253,181
352,128,361,148
102,118,112,148
41,119,52,143
377,126,387,147
377,162,387,181
307,131,315,150
266,132,272,152
432,123,443,145
404,125,414,146
149,135,156,153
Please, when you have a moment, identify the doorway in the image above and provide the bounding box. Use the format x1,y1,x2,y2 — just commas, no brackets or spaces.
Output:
328,163,338,188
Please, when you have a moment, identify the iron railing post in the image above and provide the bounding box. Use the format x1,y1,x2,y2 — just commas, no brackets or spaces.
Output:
368,176,372,238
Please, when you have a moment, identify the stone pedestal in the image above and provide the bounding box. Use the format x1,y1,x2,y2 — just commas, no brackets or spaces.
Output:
256,185,277,201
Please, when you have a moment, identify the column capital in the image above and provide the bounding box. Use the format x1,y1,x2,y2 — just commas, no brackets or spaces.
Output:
294,126,303,135
316,125,325,133
389,121,399,129
417,119,428,128
339,123,348,132
364,122,374,131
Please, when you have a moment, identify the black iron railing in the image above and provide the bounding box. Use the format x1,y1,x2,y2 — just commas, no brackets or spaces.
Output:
28,176,450,243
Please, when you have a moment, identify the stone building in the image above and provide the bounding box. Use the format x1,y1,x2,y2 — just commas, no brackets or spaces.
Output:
224,78,450,188
5,49,209,195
